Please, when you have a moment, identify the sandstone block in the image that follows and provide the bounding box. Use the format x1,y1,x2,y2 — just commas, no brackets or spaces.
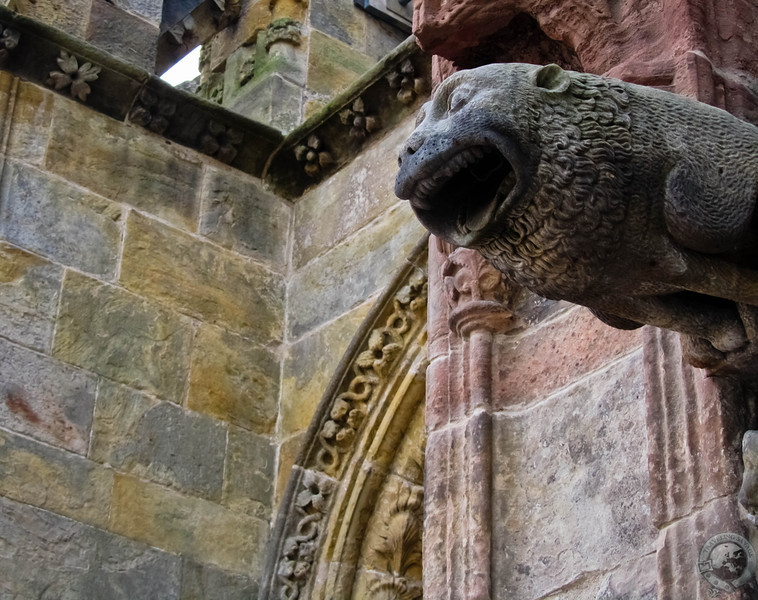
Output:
121,211,285,344
0,336,96,453
311,0,366,50
87,0,160,71
493,305,643,409
110,474,270,574
0,242,62,352
288,202,425,339
293,120,415,268
307,30,375,96
90,380,226,500
180,560,259,600
188,324,279,433
227,73,303,133
11,0,92,37
0,161,122,279
54,270,194,403
0,495,181,599
491,351,658,599
7,80,55,166
0,427,113,527
223,426,275,519
108,0,163,23
199,164,291,268
46,99,203,230
0,73,15,143
206,0,274,73
280,300,372,437
277,432,305,504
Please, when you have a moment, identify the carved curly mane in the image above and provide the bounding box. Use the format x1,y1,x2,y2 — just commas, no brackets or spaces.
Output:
481,74,635,300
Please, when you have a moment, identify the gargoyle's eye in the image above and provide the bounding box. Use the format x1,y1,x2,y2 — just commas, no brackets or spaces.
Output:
447,88,471,114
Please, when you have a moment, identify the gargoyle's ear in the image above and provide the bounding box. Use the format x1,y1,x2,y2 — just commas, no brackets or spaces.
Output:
533,64,570,93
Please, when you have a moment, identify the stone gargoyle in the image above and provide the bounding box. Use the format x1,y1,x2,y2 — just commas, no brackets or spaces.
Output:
395,62,758,374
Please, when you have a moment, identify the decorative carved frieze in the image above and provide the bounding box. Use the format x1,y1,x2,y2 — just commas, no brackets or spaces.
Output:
313,269,427,476
129,89,176,134
46,50,100,102
199,120,243,163
294,134,335,178
339,97,381,140
276,470,336,600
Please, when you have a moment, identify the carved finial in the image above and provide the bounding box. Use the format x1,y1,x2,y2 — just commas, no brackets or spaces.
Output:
46,50,100,102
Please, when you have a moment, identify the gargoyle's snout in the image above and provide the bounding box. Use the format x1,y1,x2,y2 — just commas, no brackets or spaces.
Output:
395,135,425,201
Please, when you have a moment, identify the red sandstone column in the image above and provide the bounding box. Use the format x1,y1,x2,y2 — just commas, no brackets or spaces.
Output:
424,244,516,600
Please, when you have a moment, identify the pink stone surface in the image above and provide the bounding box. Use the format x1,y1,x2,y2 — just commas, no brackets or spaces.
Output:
492,306,642,410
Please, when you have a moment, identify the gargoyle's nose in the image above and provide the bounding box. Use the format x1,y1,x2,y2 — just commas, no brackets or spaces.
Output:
397,137,421,168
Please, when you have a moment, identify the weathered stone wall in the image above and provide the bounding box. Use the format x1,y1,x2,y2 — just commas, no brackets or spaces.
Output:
0,71,288,598
277,116,426,499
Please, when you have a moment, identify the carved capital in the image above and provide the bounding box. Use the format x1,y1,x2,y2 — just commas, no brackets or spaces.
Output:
265,18,302,51
443,248,517,335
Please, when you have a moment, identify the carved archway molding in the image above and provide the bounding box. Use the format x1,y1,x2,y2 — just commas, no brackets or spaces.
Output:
259,236,429,600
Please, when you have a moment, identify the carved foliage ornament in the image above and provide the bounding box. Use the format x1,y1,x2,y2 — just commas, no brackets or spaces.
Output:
129,89,176,135
386,59,426,106
46,50,100,102
277,470,336,600
368,481,424,600
265,18,302,51
313,270,427,476
339,97,381,140
294,134,335,178
0,25,19,66
199,120,243,163
395,62,758,375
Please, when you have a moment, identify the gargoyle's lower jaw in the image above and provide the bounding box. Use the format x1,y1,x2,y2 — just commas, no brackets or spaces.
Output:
404,145,517,244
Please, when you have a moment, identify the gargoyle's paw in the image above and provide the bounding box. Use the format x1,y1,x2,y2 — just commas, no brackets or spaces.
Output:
711,322,749,353
681,334,725,370
407,145,517,234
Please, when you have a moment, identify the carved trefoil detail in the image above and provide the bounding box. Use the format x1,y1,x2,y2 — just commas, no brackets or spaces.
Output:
46,50,100,102
313,270,427,477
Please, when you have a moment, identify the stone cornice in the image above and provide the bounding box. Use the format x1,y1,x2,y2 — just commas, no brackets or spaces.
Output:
0,5,429,199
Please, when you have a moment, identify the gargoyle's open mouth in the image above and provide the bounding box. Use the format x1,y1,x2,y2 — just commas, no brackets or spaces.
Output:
409,145,517,234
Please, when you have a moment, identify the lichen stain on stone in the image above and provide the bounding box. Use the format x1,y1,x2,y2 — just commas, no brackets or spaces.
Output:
4,385,41,424
0,244,44,284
